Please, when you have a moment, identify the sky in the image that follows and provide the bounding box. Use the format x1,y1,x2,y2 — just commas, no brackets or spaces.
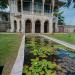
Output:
59,0,75,25
60,5,75,25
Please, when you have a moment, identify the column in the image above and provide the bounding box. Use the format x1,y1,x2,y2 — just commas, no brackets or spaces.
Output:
49,19,53,33
21,17,25,33
21,0,23,13
10,19,14,32
32,20,35,33
41,21,44,33
55,17,59,32
42,0,45,15
10,15,14,32
32,0,34,14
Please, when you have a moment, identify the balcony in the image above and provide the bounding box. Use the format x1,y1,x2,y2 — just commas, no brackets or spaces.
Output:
23,2,51,16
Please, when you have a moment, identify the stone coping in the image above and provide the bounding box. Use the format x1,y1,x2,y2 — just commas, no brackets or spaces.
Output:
10,35,25,75
40,34,75,50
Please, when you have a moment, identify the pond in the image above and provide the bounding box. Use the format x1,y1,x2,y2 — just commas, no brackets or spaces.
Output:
23,36,75,75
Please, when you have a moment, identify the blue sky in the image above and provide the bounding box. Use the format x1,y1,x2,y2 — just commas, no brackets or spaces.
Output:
60,6,75,25
60,0,75,25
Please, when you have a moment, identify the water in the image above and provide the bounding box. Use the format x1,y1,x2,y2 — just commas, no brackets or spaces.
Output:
25,36,75,75
56,49,75,60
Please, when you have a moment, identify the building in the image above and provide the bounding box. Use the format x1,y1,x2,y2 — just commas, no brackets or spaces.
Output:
0,11,10,32
58,25,75,33
64,25,75,33
8,0,64,33
58,25,64,32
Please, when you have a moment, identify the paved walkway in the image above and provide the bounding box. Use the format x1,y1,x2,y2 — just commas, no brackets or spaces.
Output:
40,34,75,50
10,35,25,75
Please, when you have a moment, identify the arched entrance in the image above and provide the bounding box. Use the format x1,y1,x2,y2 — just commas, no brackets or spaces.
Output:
44,21,49,33
25,19,32,33
14,20,17,32
35,20,41,33
19,20,21,32
53,23,56,32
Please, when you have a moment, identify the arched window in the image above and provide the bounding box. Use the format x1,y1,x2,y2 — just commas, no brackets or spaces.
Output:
14,20,17,32
19,20,21,32
53,23,56,32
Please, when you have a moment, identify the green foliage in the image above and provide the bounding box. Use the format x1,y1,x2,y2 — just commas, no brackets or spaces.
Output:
54,11,65,25
66,0,75,8
24,37,58,75
30,45,56,58
0,0,8,9
23,58,57,75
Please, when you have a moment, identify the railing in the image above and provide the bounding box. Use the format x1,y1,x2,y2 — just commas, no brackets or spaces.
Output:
23,10,51,16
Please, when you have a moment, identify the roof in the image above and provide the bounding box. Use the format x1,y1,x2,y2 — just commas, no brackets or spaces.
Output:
64,25,75,28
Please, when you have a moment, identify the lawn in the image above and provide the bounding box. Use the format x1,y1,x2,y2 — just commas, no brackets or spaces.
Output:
47,33,75,45
0,33,22,75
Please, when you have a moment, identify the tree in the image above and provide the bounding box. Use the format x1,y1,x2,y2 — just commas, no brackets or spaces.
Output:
54,11,65,25
66,0,75,7
0,0,8,9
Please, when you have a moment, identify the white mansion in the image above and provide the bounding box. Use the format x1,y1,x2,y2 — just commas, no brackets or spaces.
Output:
9,0,58,33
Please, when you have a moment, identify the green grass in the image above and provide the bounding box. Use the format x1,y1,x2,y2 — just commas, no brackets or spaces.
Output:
47,33,75,45
0,33,22,75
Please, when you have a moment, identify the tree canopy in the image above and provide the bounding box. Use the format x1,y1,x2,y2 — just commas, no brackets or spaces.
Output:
0,0,8,9
66,0,75,7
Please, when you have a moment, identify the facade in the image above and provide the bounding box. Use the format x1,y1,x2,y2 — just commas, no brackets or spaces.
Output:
0,12,10,32
9,0,58,33
58,25,75,33
58,25,64,32
64,25,75,33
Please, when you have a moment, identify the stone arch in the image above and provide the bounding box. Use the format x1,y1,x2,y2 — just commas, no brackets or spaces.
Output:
35,20,41,33
25,19,32,33
14,20,17,32
53,23,56,32
44,20,49,33
19,20,21,32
